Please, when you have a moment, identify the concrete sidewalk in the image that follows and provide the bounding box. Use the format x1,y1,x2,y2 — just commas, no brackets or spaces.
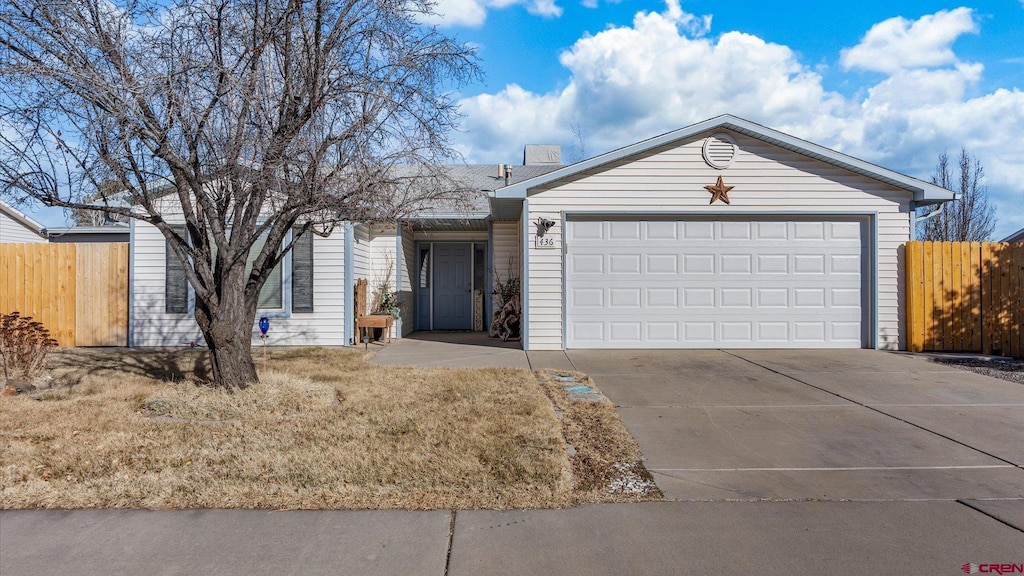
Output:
3,502,1022,576
369,331,577,371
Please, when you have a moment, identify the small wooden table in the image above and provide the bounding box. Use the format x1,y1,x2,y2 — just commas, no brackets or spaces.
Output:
356,314,394,344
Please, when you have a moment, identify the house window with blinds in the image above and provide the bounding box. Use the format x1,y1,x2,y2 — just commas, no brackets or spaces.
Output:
165,227,313,315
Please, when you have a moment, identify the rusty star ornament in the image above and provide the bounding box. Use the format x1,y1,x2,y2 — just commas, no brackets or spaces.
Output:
705,176,734,205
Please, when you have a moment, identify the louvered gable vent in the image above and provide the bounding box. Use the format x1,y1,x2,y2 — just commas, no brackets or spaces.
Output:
702,133,737,169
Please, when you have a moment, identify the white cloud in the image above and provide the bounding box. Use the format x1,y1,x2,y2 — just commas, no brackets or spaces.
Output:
455,4,1024,238
840,7,978,73
527,0,563,17
458,2,844,159
421,0,489,27
422,0,561,27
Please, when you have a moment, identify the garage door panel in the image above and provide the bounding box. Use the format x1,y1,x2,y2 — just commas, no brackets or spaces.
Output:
647,288,679,307
756,254,789,274
647,322,679,341
647,221,679,239
683,254,715,274
683,221,715,239
646,254,679,274
720,221,753,239
565,217,867,349
756,221,788,239
570,221,604,240
831,254,861,273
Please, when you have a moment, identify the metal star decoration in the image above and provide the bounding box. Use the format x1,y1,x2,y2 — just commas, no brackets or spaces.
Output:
705,176,734,205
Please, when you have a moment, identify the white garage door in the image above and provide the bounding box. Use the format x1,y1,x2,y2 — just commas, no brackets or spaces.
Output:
565,217,868,349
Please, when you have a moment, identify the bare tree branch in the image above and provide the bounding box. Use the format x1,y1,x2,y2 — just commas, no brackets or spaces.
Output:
919,148,996,242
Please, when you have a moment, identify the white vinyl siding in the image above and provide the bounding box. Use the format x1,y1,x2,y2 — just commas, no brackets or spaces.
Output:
400,229,415,337
0,210,45,243
352,223,371,294
525,130,912,351
131,220,347,347
491,220,520,310
368,226,398,339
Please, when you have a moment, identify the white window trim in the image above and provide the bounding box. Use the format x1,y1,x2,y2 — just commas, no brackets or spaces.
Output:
185,229,294,319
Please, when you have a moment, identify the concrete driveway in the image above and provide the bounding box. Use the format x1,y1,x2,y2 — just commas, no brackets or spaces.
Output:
567,349,1024,502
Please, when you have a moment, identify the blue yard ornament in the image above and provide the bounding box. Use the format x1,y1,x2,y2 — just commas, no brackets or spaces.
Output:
259,317,270,336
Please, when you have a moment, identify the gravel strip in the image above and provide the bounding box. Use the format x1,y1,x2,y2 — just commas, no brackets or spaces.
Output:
932,358,1024,385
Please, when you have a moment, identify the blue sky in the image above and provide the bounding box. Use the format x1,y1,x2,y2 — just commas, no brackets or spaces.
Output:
437,0,1024,238
19,0,1024,238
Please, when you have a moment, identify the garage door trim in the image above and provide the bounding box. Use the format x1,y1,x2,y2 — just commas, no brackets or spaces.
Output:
560,211,878,350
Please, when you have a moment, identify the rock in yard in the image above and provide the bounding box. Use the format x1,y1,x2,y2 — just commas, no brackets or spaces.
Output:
2,380,39,396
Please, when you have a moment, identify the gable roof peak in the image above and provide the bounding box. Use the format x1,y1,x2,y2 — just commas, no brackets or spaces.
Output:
496,114,954,204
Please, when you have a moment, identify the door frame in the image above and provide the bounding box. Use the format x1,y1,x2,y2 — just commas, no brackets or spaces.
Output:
415,241,488,331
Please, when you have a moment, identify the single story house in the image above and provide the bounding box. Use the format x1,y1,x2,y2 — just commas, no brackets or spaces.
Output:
129,114,954,351
0,200,47,243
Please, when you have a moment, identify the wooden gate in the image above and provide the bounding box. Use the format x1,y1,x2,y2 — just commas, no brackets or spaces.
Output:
0,243,128,346
906,241,1024,357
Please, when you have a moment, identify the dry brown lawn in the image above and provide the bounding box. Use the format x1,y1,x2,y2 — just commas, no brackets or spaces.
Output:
536,370,661,504
1,347,660,509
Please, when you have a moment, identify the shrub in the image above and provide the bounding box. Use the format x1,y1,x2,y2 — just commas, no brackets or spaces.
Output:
0,312,58,384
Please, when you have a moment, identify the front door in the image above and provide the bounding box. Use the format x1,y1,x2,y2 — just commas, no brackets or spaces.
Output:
432,243,473,330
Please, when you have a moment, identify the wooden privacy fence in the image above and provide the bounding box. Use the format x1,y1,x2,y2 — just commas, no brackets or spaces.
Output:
906,241,1024,357
0,243,129,346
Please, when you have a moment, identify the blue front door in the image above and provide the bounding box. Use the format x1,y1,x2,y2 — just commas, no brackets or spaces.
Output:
432,243,473,330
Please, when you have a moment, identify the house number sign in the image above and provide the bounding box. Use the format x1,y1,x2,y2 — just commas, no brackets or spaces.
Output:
535,235,556,249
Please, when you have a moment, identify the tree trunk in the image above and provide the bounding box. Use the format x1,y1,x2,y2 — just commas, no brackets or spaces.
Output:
194,268,259,389
204,320,258,389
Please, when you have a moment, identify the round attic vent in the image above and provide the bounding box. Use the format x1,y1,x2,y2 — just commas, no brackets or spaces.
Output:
702,133,737,169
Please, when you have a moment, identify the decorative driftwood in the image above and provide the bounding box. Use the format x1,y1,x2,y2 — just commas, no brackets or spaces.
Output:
489,299,521,341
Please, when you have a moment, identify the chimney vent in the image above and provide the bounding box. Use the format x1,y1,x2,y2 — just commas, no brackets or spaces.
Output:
524,145,561,166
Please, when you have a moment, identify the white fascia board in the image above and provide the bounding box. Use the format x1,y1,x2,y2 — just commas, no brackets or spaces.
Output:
495,115,955,203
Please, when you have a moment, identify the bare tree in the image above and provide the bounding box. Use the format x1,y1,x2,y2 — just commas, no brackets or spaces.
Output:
918,148,996,241
567,121,586,164
0,0,479,387
69,181,129,227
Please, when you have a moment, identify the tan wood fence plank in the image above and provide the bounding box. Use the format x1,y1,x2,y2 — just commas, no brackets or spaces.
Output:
951,241,963,350
906,242,922,352
969,242,981,352
922,242,934,350
1013,244,1023,357
980,243,992,354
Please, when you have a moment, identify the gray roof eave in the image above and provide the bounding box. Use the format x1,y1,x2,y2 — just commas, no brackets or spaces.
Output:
0,200,46,237
45,226,131,236
495,115,955,203
1002,227,1024,243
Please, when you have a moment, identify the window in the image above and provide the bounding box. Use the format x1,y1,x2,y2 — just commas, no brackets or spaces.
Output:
418,246,430,288
165,227,314,316
249,232,283,310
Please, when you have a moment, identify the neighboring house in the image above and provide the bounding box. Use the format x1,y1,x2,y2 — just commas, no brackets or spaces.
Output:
129,114,955,351
0,200,46,243
47,225,130,243
1002,227,1024,243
